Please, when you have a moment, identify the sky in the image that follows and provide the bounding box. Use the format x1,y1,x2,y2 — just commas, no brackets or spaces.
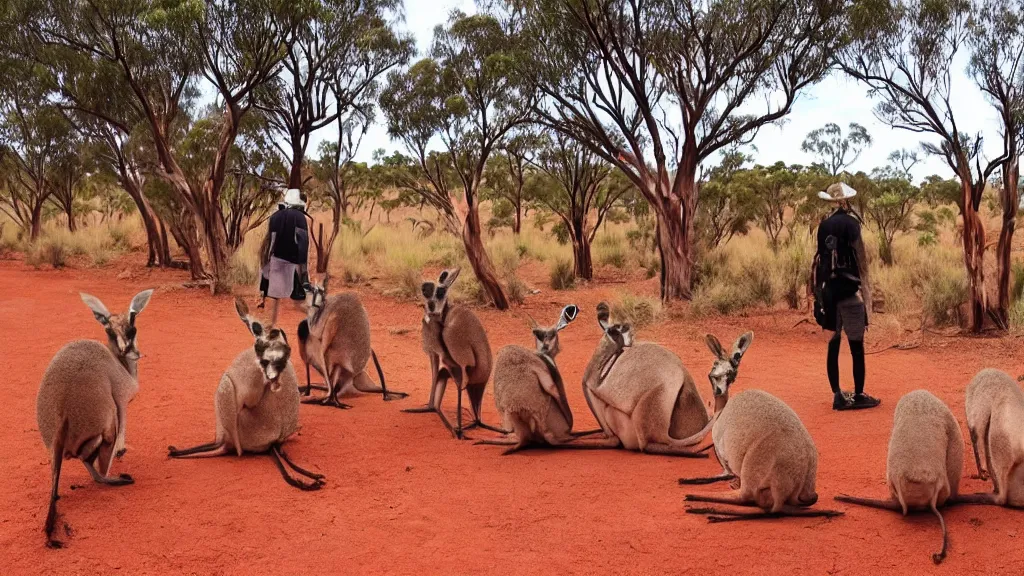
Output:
321,0,1005,184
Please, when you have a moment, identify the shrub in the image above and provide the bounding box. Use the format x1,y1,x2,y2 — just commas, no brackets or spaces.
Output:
549,257,575,290
611,294,662,329
1010,299,1024,332
691,283,752,317
922,264,968,326
26,237,69,269
1011,259,1024,303
738,259,776,307
594,232,627,268
505,274,529,305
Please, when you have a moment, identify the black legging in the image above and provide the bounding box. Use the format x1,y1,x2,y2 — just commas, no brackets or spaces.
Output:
828,332,865,396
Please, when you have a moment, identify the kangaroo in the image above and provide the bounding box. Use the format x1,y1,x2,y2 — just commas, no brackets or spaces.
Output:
679,333,843,523
36,289,153,548
167,298,325,491
964,369,1024,507
835,390,974,564
476,305,604,454
297,274,406,407
403,268,504,439
578,302,710,457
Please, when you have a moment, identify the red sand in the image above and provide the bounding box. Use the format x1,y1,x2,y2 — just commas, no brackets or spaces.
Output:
2,257,1023,575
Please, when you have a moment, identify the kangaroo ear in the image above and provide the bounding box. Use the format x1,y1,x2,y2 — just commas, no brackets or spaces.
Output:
440,267,461,287
732,331,754,362
234,297,262,337
556,304,578,331
80,293,111,326
129,289,153,315
705,334,726,360
322,274,331,293
532,328,546,343
596,302,610,330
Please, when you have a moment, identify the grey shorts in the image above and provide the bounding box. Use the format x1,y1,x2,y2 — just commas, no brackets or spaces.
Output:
261,256,299,299
831,294,866,342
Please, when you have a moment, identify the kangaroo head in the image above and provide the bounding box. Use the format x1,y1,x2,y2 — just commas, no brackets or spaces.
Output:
421,268,460,320
302,273,331,315
235,297,290,392
596,301,633,349
704,331,754,399
81,289,153,362
531,304,578,358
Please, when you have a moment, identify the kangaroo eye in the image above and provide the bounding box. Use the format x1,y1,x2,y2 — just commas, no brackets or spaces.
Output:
435,287,447,299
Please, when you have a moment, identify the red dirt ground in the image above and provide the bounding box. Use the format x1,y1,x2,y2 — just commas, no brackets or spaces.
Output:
2,256,1023,575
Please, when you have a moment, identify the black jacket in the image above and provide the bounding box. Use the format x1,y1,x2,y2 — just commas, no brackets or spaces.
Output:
813,207,872,327
267,207,309,265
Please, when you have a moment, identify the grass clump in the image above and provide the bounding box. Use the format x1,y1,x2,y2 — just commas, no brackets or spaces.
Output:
691,283,752,317
549,257,576,290
922,262,968,326
593,231,628,269
26,237,70,269
611,294,662,329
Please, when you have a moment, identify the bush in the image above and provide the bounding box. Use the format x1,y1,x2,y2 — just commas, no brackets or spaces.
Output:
922,264,968,326
26,238,69,269
738,259,776,307
691,283,752,317
1011,259,1024,303
549,257,575,290
611,294,662,329
488,237,521,278
1010,299,1024,332
778,239,812,309
505,274,528,305
594,232,627,268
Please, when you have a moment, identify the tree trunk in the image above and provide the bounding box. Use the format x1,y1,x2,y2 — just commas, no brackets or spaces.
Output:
879,233,894,267
65,205,76,233
572,232,593,280
198,105,244,293
159,219,172,264
30,202,43,241
462,204,509,310
513,202,522,235
288,145,303,190
653,183,695,300
316,203,341,275
960,180,988,333
170,212,206,281
995,158,1019,327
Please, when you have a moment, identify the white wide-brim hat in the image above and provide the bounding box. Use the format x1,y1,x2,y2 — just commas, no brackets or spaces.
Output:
818,182,857,201
282,188,305,208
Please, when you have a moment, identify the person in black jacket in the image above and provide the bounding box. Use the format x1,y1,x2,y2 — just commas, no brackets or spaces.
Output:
259,188,310,325
812,183,881,411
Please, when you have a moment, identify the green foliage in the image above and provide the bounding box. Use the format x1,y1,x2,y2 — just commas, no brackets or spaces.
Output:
801,122,872,176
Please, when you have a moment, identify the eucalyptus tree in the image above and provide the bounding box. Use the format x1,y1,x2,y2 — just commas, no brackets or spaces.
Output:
380,12,535,309
969,0,1024,326
28,0,295,290
508,0,848,300
0,69,69,240
261,0,414,189
838,0,1022,330
529,132,629,280
801,123,873,176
